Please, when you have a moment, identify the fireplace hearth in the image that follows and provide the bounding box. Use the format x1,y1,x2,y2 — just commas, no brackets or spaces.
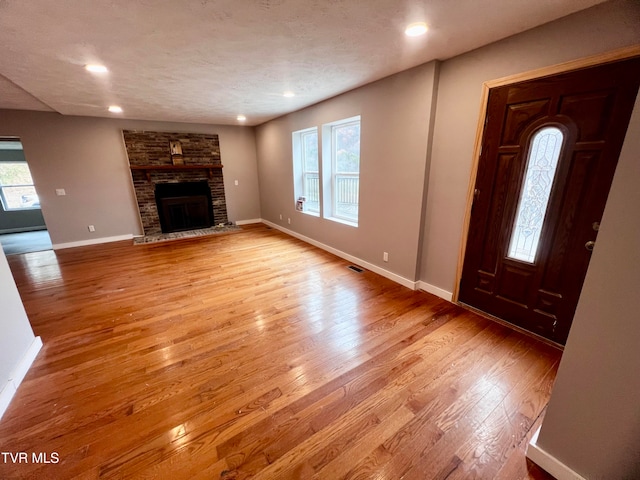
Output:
155,182,214,233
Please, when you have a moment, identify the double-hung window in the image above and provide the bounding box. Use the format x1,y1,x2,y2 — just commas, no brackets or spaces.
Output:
292,116,361,226
0,162,40,211
292,127,319,215
327,117,360,225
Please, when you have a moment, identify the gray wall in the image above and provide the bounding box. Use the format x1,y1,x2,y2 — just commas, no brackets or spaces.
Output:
420,0,640,294
253,0,640,291
0,245,36,389
536,93,640,480
0,146,46,233
0,207,46,233
0,111,261,245
256,62,438,281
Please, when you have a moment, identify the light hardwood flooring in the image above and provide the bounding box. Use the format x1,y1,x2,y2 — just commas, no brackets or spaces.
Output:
0,224,559,479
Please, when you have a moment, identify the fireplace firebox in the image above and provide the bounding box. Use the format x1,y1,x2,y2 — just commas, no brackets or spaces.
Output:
155,182,214,233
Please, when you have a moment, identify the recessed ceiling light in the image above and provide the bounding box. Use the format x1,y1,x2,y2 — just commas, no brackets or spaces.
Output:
237,115,247,122
85,64,108,73
405,22,428,37
108,105,123,113
283,91,295,98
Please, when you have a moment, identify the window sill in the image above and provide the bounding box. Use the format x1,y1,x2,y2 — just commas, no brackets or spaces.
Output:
298,210,320,217
326,216,358,228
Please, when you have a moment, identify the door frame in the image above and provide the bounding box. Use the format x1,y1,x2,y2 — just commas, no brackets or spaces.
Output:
452,44,640,304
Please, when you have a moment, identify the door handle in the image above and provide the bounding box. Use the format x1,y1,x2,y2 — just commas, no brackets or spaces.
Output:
585,240,596,252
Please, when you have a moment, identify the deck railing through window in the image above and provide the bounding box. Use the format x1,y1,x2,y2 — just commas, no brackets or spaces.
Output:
335,175,359,220
303,174,359,219
304,174,320,213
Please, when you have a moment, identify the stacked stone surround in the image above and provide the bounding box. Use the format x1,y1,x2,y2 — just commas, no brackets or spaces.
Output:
123,130,228,236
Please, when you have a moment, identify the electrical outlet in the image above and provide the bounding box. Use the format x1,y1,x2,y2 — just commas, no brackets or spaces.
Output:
234,180,239,186
55,188,66,196
279,214,283,220
88,225,95,232
383,252,389,262
288,217,291,225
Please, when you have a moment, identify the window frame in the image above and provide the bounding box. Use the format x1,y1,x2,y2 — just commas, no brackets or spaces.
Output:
325,116,361,226
292,127,320,216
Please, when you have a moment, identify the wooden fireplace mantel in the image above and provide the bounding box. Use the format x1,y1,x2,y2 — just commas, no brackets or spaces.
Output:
130,165,224,181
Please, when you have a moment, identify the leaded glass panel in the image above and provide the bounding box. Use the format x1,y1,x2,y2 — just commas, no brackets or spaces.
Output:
507,127,564,263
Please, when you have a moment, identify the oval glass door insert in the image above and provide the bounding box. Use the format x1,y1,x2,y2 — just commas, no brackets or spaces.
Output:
507,126,564,263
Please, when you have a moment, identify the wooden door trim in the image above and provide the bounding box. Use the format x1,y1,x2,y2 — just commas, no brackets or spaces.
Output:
452,44,640,303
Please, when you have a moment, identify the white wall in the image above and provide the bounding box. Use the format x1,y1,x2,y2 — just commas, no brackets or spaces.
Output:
0,245,39,419
534,93,640,480
0,111,261,245
0,247,34,384
256,62,438,282
420,0,640,294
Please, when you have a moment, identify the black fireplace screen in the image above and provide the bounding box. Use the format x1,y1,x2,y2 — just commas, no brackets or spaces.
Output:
154,182,214,233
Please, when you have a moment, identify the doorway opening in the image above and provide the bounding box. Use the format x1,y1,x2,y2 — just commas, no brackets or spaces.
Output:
0,138,52,255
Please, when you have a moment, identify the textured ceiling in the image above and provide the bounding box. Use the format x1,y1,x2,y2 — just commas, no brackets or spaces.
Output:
0,0,607,126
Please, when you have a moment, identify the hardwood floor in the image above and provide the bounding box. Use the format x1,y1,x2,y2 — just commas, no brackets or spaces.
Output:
0,224,560,479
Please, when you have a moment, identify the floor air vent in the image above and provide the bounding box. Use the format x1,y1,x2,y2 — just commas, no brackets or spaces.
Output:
347,265,364,273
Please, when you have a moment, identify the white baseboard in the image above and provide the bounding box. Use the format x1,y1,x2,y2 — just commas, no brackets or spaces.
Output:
527,426,587,480
0,336,43,421
417,281,453,302
262,219,418,290
53,234,133,250
235,218,263,226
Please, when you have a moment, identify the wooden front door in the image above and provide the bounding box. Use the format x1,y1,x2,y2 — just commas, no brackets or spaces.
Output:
459,58,640,345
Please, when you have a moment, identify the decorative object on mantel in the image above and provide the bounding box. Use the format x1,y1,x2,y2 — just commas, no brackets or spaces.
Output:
169,140,184,165
133,224,240,245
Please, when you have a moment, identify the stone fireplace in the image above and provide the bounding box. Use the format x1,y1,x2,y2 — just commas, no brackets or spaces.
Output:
123,130,228,236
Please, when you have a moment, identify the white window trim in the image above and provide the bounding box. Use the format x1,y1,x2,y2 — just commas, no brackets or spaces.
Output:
323,116,361,226
292,127,320,216
301,130,320,215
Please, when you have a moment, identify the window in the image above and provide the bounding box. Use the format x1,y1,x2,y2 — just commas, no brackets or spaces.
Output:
292,116,361,226
323,116,361,226
0,162,40,211
331,118,360,223
507,126,564,263
292,127,319,215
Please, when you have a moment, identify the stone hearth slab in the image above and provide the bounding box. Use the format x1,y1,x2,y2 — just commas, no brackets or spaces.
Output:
133,225,241,245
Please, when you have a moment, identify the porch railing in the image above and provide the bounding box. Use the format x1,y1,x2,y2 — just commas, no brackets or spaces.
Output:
302,174,359,220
